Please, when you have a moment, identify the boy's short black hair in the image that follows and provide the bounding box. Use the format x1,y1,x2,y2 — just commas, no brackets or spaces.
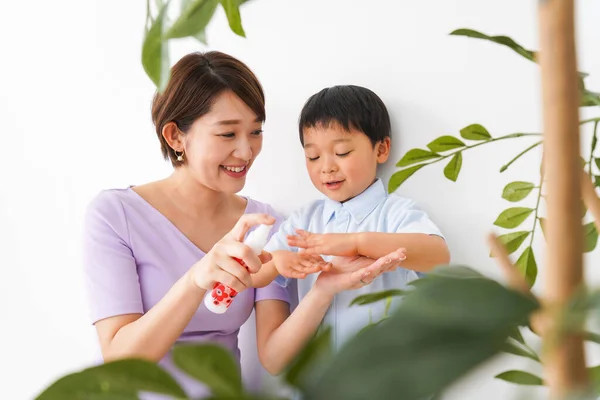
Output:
298,85,391,146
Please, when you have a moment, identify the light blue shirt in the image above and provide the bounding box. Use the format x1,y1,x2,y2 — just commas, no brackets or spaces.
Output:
264,178,445,350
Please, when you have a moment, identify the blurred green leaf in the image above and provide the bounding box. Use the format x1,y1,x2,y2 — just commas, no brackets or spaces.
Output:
502,181,535,202
444,153,462,182
396,149,441,167
194,30,208,44
494,207,534,229
307,272,539,400
582,90,600,107
595,158,600,171
427,136,466,152
172,344,242,397
427,265,486,280
388,165,425,193
494,231,530,256
594,176,600,187
584,222,599,253
284,327,332,392
515,246,537,288
142,2,171,91
584,332,600,345
219,0,246,37
460,124,491,141
508,326,525,345
350,289,406,307
166,0,219,39
36,359,187,400
495,370,543,386
501,339,540,362
590,365,600,394
450,29,535,62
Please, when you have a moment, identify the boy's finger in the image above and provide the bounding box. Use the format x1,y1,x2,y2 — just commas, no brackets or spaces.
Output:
295,229,312,239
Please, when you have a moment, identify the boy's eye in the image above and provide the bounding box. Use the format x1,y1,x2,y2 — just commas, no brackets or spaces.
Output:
307,156,320,161
336,151,352,157
251,129,263,136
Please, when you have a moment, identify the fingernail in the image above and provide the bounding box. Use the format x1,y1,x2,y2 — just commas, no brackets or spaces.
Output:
399,256,407,261
363,271,371,278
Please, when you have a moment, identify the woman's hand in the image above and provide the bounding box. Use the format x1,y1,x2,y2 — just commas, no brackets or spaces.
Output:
330,248,407,273
187,213,276,293
313,250,407,297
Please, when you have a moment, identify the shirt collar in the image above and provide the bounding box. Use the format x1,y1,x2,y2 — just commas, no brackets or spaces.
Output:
322,178,388,225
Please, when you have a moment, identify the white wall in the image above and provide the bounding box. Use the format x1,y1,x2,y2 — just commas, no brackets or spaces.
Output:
1,0,600,399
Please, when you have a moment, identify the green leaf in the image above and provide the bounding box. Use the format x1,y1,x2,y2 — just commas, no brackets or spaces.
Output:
194,30,208,44
494,207,534,229
284,327,332,392
508,326,525,345
396,149,441,167
450,29,535,62
589,365,600,394
426,136,466,152
515,247,538,288
142,3,171,91
539,217,547,239
584,332,600,345
165,0,219,39
427,265,486,280
496,370,543,386
219,0,246,37
502,181,535,202
350,289,406,307
459,124,491,141
36,359,187,400
500,339,540,362
582,90,600,107
388,165,425,193
172,344,242,397
307,274,539,400
594,176,600,187
584,222,598,253
443,153,462,182
494,231,530,256
595,158,600,172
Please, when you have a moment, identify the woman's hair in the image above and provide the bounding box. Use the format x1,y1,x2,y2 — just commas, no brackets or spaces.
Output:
151,51,266,166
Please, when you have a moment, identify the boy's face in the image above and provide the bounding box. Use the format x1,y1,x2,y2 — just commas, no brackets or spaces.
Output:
302,123,390,202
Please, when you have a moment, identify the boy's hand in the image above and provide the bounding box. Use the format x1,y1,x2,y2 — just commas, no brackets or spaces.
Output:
330,248,406,273
313,252,405,296
287,229,358,256
272,251,331,279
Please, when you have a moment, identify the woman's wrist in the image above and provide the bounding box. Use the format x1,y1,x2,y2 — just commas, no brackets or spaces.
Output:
308,285,335,304
183,269,208,298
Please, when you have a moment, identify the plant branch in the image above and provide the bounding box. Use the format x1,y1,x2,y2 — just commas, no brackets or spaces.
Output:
580,117,600,125
419,133,542,169
588,121,599,175
530,174,545,248
500,141,543,172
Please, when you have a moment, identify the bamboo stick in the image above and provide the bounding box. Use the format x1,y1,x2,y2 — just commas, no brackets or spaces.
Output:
537,0,588,397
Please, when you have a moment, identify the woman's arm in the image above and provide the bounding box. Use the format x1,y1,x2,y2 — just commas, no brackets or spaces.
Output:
255,289,333,375
95,273,205,362
256,252,401,375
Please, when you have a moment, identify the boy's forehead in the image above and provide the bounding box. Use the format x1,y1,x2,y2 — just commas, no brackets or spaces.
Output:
303,124,357,145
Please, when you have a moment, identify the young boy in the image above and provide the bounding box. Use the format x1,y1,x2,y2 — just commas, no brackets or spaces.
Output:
253,85,450,356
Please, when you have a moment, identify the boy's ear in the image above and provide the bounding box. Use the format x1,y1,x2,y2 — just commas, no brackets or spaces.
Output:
376,137,391,163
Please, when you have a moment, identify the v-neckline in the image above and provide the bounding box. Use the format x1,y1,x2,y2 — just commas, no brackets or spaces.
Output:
126,186,251,255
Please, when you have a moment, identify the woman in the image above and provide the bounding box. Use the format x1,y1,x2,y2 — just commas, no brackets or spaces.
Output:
83,51,392,398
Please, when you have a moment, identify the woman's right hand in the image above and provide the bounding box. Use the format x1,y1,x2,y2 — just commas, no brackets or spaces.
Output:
187,213,276,293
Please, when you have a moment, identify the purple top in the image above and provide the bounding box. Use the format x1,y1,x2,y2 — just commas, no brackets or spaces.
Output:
82,188,290,399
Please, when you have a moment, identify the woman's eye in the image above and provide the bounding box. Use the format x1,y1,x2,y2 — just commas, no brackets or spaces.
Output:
251,129,263,136
219,132,235,138
336,151,352,157
307,156,320,161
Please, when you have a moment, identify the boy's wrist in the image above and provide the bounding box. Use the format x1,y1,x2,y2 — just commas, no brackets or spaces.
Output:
352,232,365,255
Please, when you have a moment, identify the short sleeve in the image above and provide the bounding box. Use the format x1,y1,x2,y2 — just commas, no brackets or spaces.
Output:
390,198,445,239
254,204,292,302
83,191,144,324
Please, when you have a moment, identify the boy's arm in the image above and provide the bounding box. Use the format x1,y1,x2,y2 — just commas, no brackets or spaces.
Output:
288,231,449,273
354,232,449,272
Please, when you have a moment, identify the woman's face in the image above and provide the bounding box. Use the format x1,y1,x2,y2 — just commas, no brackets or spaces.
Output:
181,90,264,194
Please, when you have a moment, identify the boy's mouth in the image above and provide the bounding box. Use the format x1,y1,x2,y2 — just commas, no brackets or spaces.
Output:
324,180,345,190
221,164,248,178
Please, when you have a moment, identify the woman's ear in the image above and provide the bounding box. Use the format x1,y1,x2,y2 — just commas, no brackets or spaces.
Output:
376,137,391,164
162,122,184,152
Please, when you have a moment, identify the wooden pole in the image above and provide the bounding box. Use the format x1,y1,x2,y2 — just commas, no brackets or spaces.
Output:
537,0,588,397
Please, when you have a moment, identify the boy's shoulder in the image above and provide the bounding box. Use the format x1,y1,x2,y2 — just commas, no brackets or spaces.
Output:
288,198,328,221
381,191,421,211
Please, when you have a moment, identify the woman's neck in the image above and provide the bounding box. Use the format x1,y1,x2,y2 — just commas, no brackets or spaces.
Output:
162,168,238,220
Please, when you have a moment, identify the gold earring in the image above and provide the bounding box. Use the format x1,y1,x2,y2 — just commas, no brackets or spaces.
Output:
175,150,184,162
